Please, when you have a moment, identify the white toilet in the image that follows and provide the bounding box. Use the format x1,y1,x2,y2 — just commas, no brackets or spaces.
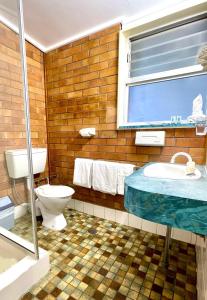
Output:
5,148,75,230
35,184,74,230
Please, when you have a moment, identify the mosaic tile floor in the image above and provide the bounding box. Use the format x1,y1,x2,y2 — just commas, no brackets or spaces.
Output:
12,209,197,300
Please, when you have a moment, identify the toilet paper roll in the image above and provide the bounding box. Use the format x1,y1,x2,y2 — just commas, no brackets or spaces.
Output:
79,128,96,137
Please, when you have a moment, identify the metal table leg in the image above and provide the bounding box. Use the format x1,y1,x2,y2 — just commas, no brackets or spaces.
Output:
163,226,172,267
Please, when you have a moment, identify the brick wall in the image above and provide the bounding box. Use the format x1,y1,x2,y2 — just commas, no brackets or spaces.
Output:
45,24,206,210
0,22,47,204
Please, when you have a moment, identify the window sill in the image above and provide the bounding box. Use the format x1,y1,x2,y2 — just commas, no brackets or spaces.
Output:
118,122,196,130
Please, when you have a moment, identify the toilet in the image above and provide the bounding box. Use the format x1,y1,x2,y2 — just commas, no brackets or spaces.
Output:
5,148,75,231
35,184,74,230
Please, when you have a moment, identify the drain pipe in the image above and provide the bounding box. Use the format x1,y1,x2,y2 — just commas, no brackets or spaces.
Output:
11,179,23,204
17,0,39,259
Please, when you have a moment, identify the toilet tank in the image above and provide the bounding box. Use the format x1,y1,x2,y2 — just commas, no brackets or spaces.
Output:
5,148,47,179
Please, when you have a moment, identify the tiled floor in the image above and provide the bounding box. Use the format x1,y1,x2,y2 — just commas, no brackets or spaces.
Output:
12,209,197,300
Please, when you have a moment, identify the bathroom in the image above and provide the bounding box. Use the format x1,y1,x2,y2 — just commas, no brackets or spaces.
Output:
0,0,207,299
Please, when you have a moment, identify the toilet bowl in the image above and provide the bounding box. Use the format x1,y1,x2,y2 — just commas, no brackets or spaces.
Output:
35,184,75,231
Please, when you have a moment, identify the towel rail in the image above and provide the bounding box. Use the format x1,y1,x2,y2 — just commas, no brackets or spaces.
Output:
34,175,57,186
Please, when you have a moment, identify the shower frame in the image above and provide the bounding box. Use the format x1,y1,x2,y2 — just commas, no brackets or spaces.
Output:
17,0,39,259
0,0,39,259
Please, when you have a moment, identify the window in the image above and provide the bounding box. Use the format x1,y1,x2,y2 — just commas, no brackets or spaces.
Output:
128,74,207,124
117,3,207,129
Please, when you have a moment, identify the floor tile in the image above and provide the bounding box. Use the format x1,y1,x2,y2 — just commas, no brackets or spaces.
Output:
12,209,197,300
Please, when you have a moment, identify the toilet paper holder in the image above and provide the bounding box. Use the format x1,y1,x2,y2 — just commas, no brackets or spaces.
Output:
79,128,96,137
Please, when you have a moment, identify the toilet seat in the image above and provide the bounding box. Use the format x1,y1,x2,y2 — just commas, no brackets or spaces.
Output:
35,184,74,198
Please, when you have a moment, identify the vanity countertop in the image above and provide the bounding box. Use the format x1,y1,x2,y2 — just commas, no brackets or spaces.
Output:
124,164,207,235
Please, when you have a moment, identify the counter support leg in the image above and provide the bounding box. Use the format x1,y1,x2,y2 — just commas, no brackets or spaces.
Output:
163,226,172,267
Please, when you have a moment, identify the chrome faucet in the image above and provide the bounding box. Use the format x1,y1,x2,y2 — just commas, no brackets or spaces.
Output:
170,152,192,164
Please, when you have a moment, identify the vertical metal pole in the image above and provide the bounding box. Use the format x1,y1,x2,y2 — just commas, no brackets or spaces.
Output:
17,0,39,259
163,226,172,267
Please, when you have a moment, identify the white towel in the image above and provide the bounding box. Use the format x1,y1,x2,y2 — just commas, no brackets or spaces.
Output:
73,158,93,188
92,161,119,195
117,164,135,195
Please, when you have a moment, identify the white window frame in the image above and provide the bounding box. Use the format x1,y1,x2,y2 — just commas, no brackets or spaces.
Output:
117,1,207,129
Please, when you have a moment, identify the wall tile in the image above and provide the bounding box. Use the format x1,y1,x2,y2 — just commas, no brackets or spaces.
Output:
93,204,105,218
83,202,94,215
67,199,75,209
172,228,192,244
74,199,84,212
157,224,167,236
104,207,116,222
142,220,157,234
191,233,197,245
196,238,207,299
128,213,142,229
115,210,128,225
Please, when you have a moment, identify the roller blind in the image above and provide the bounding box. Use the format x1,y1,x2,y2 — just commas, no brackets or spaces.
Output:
130,17,207,78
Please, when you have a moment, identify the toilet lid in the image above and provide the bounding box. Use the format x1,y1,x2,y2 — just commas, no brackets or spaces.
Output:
35,184,74,198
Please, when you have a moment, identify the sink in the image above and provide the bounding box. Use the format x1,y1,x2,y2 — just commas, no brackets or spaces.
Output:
143,163,201,180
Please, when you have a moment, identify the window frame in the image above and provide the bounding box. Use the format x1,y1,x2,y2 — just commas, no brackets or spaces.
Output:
117,1,207,130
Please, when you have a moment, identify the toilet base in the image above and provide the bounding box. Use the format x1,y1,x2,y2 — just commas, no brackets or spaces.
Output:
37,200,67,231
42,213,67,231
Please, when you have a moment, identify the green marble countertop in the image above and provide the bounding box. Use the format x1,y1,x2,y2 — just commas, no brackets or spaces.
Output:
126,164,207,202
124,163,207,235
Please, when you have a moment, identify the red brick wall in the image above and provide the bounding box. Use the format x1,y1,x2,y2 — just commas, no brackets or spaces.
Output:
0,22,47,204
45,24,206,210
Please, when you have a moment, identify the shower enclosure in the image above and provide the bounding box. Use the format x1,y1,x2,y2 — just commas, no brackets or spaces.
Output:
0,1,49,298
0,0,38,256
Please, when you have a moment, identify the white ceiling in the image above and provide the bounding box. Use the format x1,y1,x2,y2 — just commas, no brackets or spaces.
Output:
0,0,202,52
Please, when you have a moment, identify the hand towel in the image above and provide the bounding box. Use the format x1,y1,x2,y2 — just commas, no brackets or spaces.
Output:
92,160,119,195
117,163,135,195
73,158,93,188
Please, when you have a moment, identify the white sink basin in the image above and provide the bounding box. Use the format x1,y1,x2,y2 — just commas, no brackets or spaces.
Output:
144,163,201,180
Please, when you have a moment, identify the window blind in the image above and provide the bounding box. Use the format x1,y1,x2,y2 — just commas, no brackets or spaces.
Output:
130,17,207,78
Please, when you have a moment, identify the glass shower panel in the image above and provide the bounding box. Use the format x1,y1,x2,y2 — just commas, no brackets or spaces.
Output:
0,0,38,255
23,2,48,187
